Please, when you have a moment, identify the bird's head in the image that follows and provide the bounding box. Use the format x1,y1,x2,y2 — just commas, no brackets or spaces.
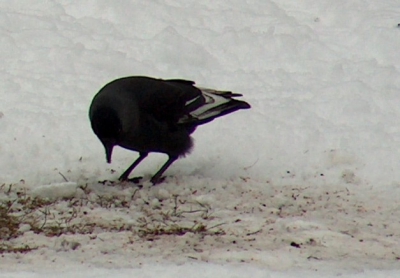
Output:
90,106,122,163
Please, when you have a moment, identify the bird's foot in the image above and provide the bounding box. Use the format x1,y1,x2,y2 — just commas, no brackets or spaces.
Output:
119,168,141,182
150,176,166,185
127,176,143,184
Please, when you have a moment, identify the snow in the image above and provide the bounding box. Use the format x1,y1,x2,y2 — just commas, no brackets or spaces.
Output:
1,0,400,277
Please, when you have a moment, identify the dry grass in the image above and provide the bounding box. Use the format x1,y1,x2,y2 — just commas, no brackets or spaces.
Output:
0,182,225,253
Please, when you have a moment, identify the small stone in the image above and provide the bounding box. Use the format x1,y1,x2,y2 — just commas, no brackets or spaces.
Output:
150,198,161,209
18,224,32,233
155,188,170,201
290,241,301,248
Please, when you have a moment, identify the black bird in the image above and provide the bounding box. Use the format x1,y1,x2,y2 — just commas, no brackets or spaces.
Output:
89,76,251,185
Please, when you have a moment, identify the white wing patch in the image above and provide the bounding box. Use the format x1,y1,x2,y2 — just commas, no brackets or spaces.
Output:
189,90,230,120
185,95,201,106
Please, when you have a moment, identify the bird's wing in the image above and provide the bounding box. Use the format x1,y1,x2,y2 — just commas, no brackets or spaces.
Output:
128,77,249,127
177,87,251,126
134,78,203,124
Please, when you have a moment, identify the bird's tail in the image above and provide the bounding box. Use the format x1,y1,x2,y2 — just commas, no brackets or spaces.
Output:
179,88,251,126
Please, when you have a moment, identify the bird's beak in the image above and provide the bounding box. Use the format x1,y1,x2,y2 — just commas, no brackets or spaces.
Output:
103,142,114,163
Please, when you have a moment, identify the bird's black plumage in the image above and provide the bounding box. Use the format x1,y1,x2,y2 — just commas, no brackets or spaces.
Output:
89,76,251,184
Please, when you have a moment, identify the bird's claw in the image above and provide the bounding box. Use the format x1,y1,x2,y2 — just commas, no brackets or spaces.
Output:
150,176,166,185
127,176,143,184
119,176,143,184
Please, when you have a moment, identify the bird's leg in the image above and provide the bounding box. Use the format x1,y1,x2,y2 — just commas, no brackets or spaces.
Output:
150,155,178,185
119,152,148,181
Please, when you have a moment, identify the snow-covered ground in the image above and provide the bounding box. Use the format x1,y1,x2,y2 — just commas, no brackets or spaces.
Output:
1,0,400,277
